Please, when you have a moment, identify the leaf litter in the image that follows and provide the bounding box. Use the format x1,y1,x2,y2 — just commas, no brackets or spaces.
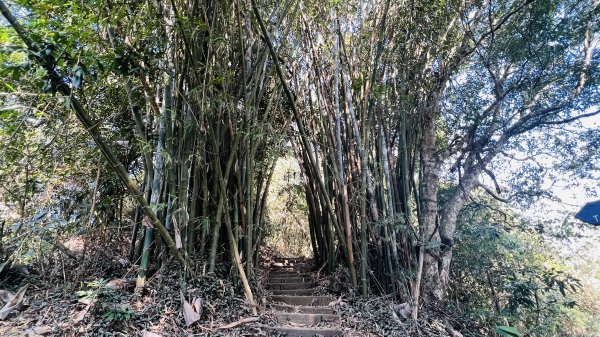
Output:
0,237,491,337
0,234,263,336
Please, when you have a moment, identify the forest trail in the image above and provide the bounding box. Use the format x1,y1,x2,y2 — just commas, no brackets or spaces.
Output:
260,257,345,337
0,0,597,335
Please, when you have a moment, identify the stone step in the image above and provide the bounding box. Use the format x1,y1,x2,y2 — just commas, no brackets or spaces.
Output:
270,262,296,268
270,303,337,315
271,262,298,267
269,268,298,275
269,276,309,283
270,262,305,267
273,311,339,325
269,295,335,306
269,270,306,274
268,281,316,290
259,325,343,337
272,288,319,296
273,257,307,263
269,273,306,279
269,269,296,272
269,269,304,274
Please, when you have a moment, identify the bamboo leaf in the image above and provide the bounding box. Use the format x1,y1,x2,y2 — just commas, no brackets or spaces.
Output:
494,326,521,337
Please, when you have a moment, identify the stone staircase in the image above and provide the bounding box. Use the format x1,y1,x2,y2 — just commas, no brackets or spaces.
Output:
260,258,344,337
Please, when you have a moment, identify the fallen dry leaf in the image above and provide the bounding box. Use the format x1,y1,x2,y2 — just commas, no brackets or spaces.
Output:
25,325,52,336
393,302,413,319
71,299,96,324
77,296,94,305
450,328,464,337
142,331,163,337
0,284,29,320
192,297,203,316
105,279,124,289
391,305,403,325
181,292,201,327
0,290,15,302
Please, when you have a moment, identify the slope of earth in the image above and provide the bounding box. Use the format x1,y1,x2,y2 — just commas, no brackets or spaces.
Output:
256,257,487,337
0,238,487,337
0,235,258,337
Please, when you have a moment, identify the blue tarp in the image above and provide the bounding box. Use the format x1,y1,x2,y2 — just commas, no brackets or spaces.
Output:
575,200,600,226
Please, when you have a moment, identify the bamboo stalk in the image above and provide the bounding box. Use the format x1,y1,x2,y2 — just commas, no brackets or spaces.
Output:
0,0,187,269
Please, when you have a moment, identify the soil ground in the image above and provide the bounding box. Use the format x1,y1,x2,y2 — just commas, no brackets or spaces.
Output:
0,238,485,336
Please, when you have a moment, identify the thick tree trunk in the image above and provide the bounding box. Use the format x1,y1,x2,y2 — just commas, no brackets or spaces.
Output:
437,162,482,297
413,90,443,316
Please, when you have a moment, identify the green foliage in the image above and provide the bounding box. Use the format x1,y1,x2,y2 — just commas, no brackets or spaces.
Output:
494,326,521,337
0,0,142,271
450,192,599,337
104,307,135,322
0,1,597,333
265,155,311,257
76,278,107,301
75,278,107,299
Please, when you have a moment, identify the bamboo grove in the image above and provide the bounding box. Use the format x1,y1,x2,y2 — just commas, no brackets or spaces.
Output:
1,0,598,319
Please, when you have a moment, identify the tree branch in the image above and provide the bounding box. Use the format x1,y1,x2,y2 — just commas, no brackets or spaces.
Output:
476,182,509,203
